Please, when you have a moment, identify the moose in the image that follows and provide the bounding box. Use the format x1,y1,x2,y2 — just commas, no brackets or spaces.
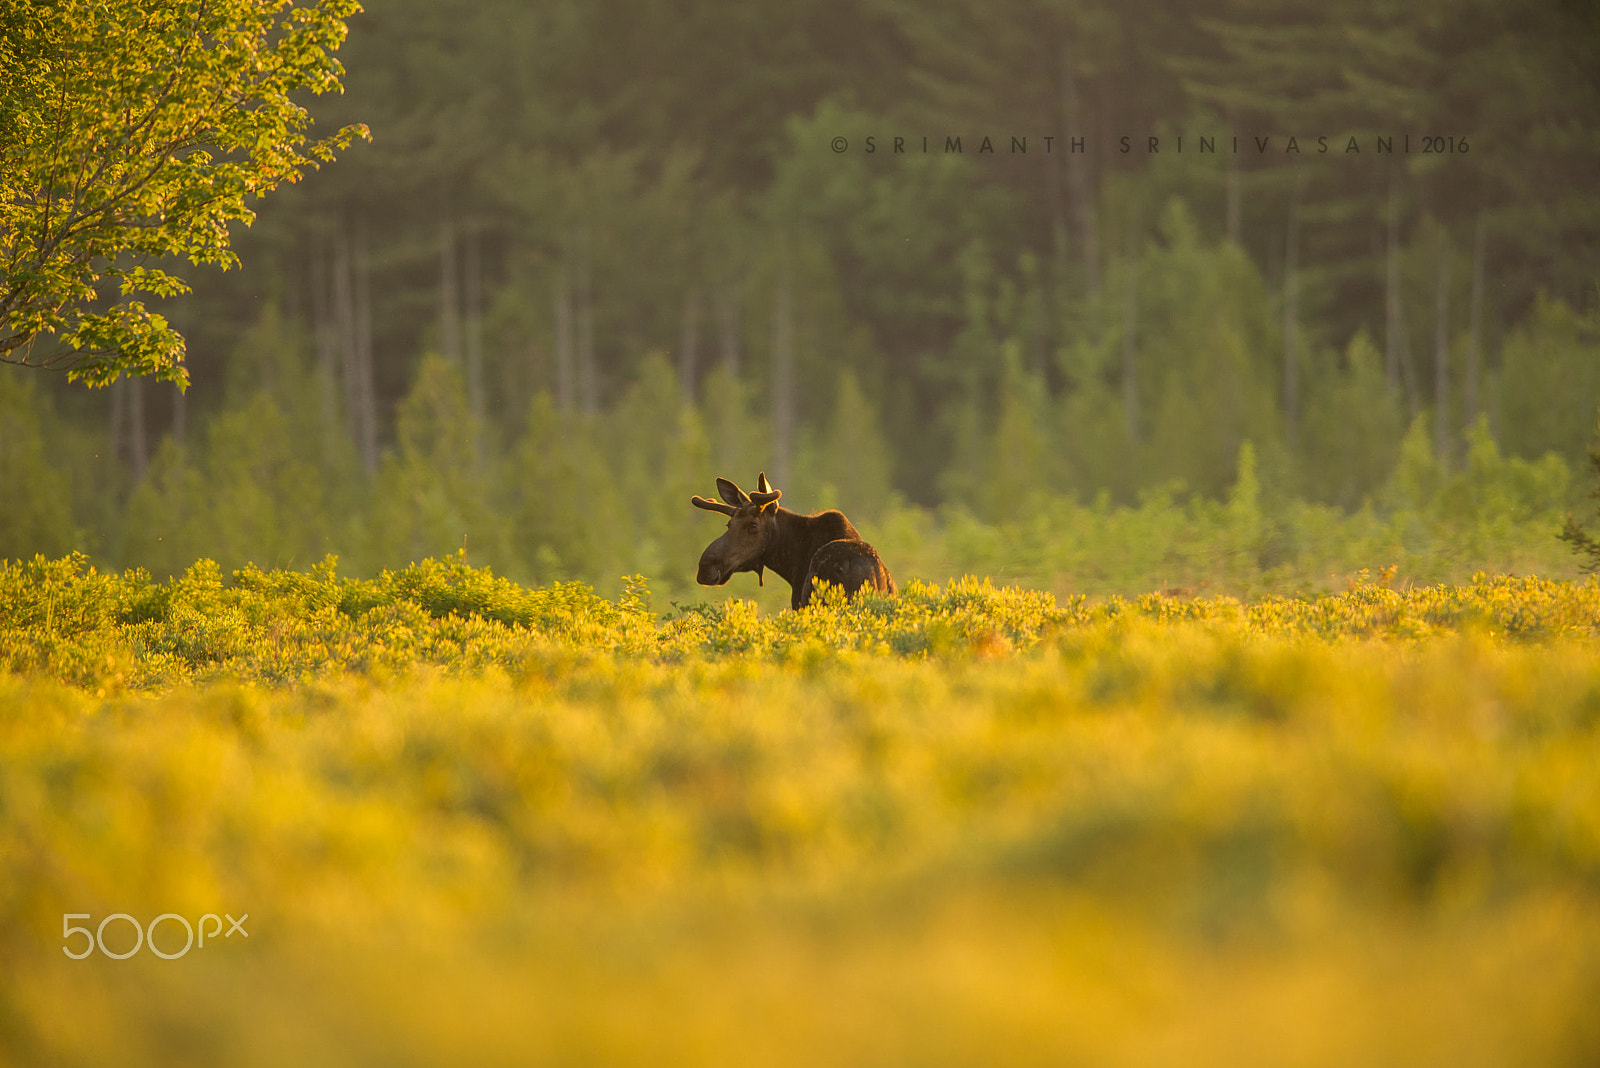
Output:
691,473,896,610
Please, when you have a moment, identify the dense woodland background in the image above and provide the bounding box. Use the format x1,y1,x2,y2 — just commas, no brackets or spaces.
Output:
3,0,1599,599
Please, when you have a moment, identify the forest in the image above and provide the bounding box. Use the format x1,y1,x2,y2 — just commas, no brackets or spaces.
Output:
3,0,1598,601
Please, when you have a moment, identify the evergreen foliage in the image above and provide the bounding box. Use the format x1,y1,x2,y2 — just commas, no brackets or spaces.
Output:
0,372,75,557
0,0,1596,595
1559,417,1600,573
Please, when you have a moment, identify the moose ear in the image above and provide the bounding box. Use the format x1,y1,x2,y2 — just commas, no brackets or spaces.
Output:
715,477,749,506
692,495,737,516
756,471,773,494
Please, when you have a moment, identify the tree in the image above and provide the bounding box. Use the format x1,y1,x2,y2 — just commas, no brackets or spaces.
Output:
511,391,626,588
1299,331,1402,508
0,370,77,559
370,354,516,574
0,0,366,388
1497,295,1600,469
117,307,359,575
798,367,894,522
1560,415,1600,573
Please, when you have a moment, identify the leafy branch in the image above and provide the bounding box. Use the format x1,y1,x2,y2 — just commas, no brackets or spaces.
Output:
0,0,368,388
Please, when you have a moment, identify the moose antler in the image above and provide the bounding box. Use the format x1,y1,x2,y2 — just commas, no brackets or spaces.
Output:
747,471,780,506
692,495,738,516
704,475,781,511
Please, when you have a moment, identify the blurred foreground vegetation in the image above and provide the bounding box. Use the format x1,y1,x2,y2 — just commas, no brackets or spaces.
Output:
3,557,1599,1066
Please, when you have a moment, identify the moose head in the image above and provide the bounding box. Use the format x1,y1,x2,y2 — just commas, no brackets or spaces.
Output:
691,471,897,610
691,473,782,587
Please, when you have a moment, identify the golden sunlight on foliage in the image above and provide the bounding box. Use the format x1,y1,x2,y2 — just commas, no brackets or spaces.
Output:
2,556,1599,1065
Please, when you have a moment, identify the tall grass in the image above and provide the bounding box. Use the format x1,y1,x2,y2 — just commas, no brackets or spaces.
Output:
3,556,1598,1066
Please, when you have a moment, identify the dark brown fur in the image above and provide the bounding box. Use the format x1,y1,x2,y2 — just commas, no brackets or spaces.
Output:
692,473,896,610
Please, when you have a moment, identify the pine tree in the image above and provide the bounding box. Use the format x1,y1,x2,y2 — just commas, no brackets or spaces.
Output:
0,372,78,559
512,392,626,588
1560,415,1600,573
370,354,516,573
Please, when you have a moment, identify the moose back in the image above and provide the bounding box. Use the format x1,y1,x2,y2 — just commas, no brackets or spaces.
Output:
691,473,895,610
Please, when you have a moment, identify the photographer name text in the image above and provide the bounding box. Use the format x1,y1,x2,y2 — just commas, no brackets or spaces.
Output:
829,133,1470,155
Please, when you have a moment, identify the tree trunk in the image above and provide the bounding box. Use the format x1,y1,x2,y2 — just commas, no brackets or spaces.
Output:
1466,213,1485,429
108,378,124,475
1385,170,1402,399
553,262,575,412
309,233,338,437
679,288,701,401
1122,251,1139,446
1284,169,1304,450
575,225,597,416
1044,127,1071,279
172,382,186,447
716,280,741,379
439,216,461,365
1398,307,1419,420
772,248,795,489
1386,180,1420,420
354,223,377,474
333,228,360,454
1225,132,1241,247
463,227,485,427
1057,33,1099,294
127,374,147,481
1043,60,1070,284
1433,229,1452,465
714,279,743,468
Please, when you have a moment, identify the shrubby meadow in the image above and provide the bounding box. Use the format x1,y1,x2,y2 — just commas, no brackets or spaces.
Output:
3,551,1599,1066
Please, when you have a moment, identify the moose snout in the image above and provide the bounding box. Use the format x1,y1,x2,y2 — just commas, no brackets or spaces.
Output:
696,551,726,586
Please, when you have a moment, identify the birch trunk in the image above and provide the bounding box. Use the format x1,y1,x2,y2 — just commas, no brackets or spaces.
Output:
463,227,485,426
554,262,575,412
439,217,461,365
1058,33,1099,294
333,228,360,452
172,383,186,447
1225,144,1240,247
354,223,377,474
127,374,147,481
310,233,338,437
1434,231,1453,464
1284,170,1304,450
108,378,124,474
716,281,741,379
771,250,795,489
576,226,597,416
1466,213,1485,428
679,289,701,401
1122,253,1139,446
1385,171,1402,398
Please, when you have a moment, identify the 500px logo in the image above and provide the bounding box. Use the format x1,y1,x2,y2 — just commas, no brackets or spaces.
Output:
62,912,249,960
